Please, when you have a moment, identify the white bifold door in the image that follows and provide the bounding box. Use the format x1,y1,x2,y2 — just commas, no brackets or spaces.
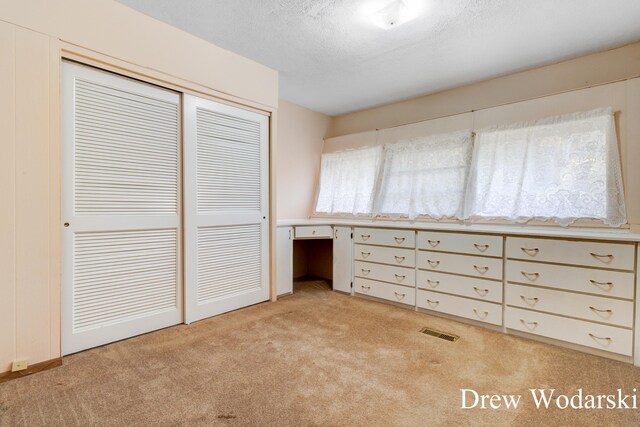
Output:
183,95,270,323
62,62,183,355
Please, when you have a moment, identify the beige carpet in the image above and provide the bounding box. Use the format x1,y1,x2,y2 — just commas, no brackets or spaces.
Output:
1,279,639,426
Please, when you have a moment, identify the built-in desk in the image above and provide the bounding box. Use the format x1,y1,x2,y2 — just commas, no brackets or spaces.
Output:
278,219,640,367
276,225,352,296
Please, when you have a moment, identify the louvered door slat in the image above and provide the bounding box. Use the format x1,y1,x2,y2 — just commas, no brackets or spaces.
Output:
196,224,262,302
185,95,269,323
62,62,182,355
195,106,262,214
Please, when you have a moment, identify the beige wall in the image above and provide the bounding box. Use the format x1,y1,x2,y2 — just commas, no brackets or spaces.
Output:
0,0,278,109
330,41,640,137
0,23,60,374
0,0,278,374
276,100,331,219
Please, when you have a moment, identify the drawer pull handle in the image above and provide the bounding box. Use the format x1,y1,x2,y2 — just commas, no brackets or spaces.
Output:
520,295,539,306
361,269,371,275
521,247,539,256
588,333,612,345
361,234,371,241
474,243,489,252
312,230,316,235
427,260,440,268
474,265,489,274
426,299,440,307
427,239,440,247
394,291,406,299
394,274,406,281
427,280,440,288
394,237,406,244
589,279,614,290
473,309,489,319
361,252,371,258
394,256,405,263
473,287,489,297
520,319,538,330
520,271,540,281
589,306,613,315
590,253,614,263
361,285,371,292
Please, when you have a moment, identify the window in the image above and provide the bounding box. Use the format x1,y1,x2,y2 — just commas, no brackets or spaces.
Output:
314,146,382,215
464,108,626,226
374,131,472,219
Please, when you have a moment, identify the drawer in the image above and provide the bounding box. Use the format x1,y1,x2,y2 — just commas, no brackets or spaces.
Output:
294,225,333,239
506,283,634,328
354,261,415,286
417,251,503,280
506,237,635,271
417,271,503,303
417,231,503,257
506,260,635,300
505,306,633,356
354,244,415,268
354,227,415,248
417,289,502,326
355,277,415,306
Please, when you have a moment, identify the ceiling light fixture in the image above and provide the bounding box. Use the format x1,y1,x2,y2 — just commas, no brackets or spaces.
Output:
370,0,419,29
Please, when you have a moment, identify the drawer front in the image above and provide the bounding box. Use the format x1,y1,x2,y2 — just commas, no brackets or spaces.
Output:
506,260,635,300
417,271,503,303
294,225,333,239
417,290,502,325
354,227,415,248
505,307,633,356
354,244,415,268
506,284,634,328
355,277,415,306
417,231,503,257
506,237,635,271
417,251,503,280
354,261,415,286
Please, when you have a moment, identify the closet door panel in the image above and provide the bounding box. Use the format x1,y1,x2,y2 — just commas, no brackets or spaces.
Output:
184,95,269,323
62,62,182,355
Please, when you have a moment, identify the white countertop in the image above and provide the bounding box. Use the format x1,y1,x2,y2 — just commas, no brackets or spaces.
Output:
277,218,640,242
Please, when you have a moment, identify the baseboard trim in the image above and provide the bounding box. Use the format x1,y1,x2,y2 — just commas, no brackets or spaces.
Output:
0,357,63,383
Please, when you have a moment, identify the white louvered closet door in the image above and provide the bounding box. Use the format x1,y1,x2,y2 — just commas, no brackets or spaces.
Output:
184,95,269,323
62,62,182,355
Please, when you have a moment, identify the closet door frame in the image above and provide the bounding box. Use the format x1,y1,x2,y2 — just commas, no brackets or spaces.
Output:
55,46,277,359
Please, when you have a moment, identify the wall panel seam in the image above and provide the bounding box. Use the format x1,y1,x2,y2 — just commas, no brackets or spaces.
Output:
12,23,17,367
46,34,51,360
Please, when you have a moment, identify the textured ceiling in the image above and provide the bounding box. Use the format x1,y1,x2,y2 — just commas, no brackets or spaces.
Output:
115,0,640,115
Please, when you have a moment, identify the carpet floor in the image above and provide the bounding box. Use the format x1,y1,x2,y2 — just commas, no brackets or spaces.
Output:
1,279,639,426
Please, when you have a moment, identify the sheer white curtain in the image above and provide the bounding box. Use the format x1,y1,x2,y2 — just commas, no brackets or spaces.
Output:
464,107,627,226
374,131,472,220
314,146,382,215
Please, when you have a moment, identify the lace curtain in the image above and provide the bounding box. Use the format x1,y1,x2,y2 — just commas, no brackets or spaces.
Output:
374,131,472,220
464,107,627,226
314,146,382,215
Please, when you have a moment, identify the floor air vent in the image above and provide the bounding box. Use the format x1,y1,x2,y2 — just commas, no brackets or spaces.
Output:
419,327,459,342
